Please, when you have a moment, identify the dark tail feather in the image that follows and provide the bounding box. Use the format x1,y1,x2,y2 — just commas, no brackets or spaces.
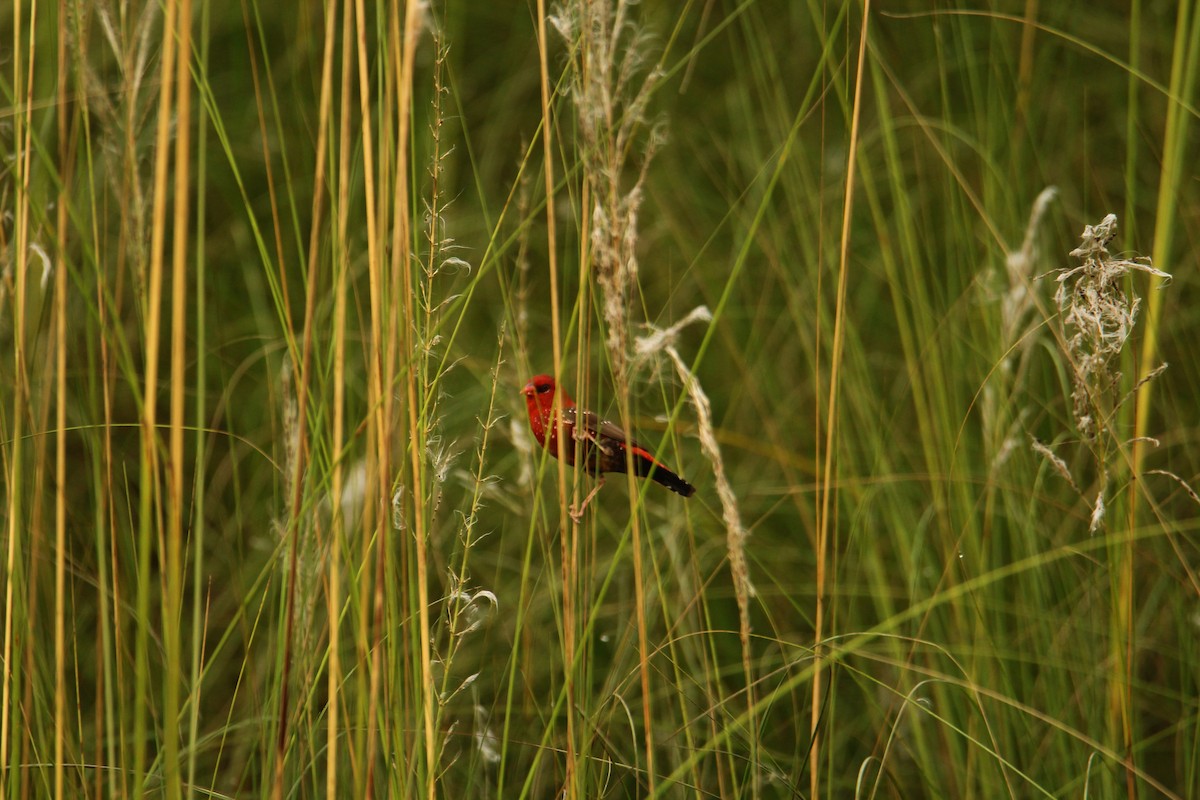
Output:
632,450,696,497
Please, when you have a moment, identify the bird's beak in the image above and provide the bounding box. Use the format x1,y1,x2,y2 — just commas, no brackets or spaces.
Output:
521,382,534,397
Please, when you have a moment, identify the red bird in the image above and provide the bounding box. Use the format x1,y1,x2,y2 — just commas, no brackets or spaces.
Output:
522,374,695,517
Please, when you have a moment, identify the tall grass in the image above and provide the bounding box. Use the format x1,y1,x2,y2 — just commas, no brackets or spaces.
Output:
2,1,1198,798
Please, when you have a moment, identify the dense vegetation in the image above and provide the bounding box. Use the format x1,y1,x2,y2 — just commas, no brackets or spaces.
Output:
2,1,1198,797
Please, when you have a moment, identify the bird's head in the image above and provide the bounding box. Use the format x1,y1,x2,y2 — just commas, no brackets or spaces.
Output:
522,374,574,444
521,374,556,413
522,374,555,445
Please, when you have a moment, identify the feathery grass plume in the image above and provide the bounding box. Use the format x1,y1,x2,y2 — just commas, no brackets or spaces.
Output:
83,1,160,283
635,306,754,608
1052,214,1169,440
392,486,406,533
983,188,1055,475
509,146,535,490
321,458,367,530
1030,438,1081,497
279,361,325,681
509,416,535,490
1035,213,1171,533
552,0,663,377
1001,187,1057,364
1146,470,1200,507
513,143,533,354
29,243,52,291
280,360,299,520
473,704,501,765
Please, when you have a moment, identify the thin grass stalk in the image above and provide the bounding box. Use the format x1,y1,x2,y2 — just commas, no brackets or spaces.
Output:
568,110,592,786
270,122,315,800
382,10,404,792
74,14,121,786
496,167,541,795
512,486,668,798
813,3,870,798
164,0,195,795
610,217,656,799
536,0,576,794
111,14,149,772
354,0,385,786
136,0,180,786
329,0,356,791
410,19,441,800
93,407,117,800
28,284,53,800
384,6,412,791
326,0,372,788
1,0,33,788
1135,1,1197,447
81,18,123,787
415,29,448,788
1123,0,1142,241
379,9,407,793
54,0,71,793
567,27,590,788
572,163,589,794
1129,11,1200,786
1115,12,1144,693
251,12,310,311
239,0,293,333
186,1,212,795
326,262,345,793
270,0,338,792
387,1,430,795
1012,0,1038,140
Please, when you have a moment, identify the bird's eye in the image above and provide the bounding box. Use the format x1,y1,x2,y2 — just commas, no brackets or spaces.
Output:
536,383,551,394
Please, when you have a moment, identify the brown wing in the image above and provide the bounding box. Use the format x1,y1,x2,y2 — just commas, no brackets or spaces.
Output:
563,407,644,452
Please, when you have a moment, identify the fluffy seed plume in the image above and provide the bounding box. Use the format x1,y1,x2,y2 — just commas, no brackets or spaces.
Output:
635,307,754,615
1034,213,1172,535
554,0,663,377
1050,213,1170,441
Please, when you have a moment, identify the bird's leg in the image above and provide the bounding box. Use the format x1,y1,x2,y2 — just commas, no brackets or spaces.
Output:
570,476,606,522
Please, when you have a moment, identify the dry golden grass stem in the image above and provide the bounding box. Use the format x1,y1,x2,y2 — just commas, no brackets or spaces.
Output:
135,0,181,788
391,2,436,796
270,0,338,793
328,0,357,791
813,4,872,797
350,0,395,790
55,0,73,793
535,0,578,795
165,0,195,794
